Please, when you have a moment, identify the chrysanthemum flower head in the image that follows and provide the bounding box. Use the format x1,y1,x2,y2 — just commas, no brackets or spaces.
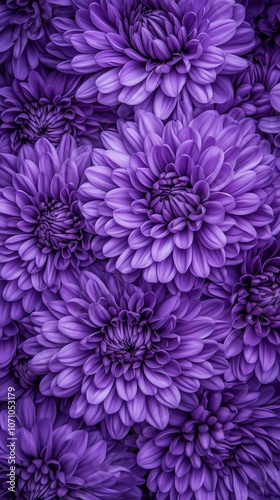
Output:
225,237,280,384
0,396,144,499
137,379,280,499
23,267,230,438
0,0,73,80
0,135,94,294
0,68,117,153
49,0,255,117
80,110,275,291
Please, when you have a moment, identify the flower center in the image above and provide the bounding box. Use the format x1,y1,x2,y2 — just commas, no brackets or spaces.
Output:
147,172,206,230
20,465,62,500
17,102,74,146
12,353,38,388
124,2,185,60
34,190,85,252
152,173,191,201
235,273,280,333
182,408,230,459
100,310,153,363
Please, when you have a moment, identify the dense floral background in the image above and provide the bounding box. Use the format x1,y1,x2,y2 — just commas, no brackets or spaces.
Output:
0,0,280,498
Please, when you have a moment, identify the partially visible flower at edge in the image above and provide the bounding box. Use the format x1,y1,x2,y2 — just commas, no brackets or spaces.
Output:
0,134,94,294
0,0,74,80
0,396,144,499
136,379,280,499
224,237,280,384
0,68,117,153
48,0,255,118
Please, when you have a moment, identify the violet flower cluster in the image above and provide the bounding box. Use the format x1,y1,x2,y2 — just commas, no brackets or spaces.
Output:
0,0,280,499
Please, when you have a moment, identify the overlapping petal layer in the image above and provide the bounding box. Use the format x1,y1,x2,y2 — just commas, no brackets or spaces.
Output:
0,0,73,79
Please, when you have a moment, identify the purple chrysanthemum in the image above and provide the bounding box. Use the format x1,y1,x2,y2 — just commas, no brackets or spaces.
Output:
258,1,280,45
225,238,280,384
0,276,43,383
137,380,280,499
0,0,73,80
242,0,280,47
210,48,280,148
0,135,94,294
1,314,41,395
0,69,116,153
23,268,229,439
80,110,275,290
0,300,19,377
0,397,144,499
258,71,280,149
49,0,255,117
271,170,280,236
